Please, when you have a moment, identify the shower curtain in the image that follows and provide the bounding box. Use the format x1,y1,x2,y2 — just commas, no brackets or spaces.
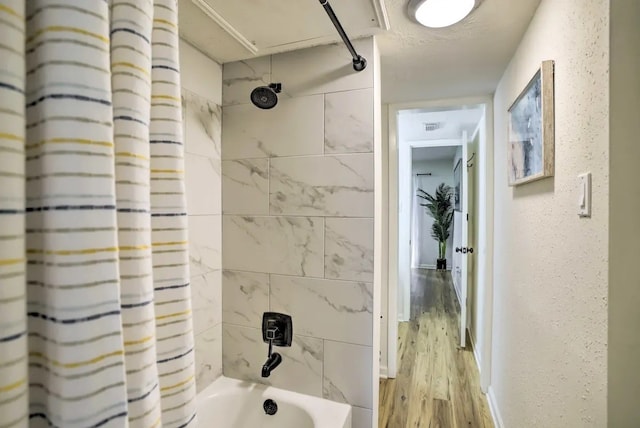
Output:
0,1,196,427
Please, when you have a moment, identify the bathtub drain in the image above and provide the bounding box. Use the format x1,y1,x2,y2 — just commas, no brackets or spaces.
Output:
263,399,278,416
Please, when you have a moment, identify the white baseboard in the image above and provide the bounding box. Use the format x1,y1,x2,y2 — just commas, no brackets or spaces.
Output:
468,331,482,370
452,278,463,308
417,264,452,271
379,365,388,379
418,264,436,269
487,386,505,428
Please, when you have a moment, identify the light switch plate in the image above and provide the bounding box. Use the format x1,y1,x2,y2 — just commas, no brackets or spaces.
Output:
578,173,592,217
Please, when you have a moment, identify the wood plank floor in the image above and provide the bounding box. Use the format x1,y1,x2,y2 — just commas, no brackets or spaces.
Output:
379,269,493,428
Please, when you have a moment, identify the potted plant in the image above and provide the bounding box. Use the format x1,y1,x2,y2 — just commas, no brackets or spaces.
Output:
417,183,454,270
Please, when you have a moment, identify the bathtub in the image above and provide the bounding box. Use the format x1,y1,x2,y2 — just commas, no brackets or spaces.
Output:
197,376,352,428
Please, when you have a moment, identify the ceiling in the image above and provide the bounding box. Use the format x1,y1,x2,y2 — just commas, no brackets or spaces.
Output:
178,0,541,103
378,0,541,103
178,0,389,63
412,146,458,162
398,107,484,142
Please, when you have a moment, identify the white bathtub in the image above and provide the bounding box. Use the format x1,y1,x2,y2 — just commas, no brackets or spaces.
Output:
197,376,352,428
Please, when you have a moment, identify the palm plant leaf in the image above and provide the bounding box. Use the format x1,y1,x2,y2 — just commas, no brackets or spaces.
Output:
417,183,454,259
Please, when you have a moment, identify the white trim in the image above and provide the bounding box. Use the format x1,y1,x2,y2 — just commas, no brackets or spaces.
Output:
418,264,436,269
415,264,453,271
371,0,391,30
387,105,399,378
387,96,494,389
469,329,482,370
379,365,388,379
371,38,383,428
191,0,259,56
487,386,504,428
452,270,463,308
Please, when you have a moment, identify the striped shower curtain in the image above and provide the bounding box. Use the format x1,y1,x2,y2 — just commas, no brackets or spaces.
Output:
0,1,197,427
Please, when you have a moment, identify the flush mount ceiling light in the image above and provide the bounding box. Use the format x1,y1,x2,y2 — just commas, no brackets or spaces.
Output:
408,0,480,28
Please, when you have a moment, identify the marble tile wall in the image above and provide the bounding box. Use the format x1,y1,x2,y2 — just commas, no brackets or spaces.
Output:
221,37,376,428
181,43,223,392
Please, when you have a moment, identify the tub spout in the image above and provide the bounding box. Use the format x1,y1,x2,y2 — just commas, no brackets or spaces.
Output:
261,352,282,378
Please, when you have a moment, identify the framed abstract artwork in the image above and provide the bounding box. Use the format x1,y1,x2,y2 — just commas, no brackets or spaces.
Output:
508,60,555,186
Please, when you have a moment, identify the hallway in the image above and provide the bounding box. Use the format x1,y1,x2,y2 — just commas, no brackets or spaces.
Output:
379,269,493,427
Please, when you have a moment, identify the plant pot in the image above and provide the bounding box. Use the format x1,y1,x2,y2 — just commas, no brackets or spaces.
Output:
436,258,447,270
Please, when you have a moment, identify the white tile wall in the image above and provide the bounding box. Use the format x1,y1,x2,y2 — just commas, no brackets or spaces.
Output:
222,95,324,160
325,88,374,154
271,39,374,97
222,159,269,215
221,37,377,421
195,323,222,393
270,154,374,217
351,406,373,428
184,90,221,159
179,40,222,104
185,152,221,215
323,340,373,409
325,218,374,282
222,216,324,277
222,270,269,328
191,270,222,335
181,43,223,393
222,324,323,397
222,57,272,107
270,275,373,346
188,214,221,276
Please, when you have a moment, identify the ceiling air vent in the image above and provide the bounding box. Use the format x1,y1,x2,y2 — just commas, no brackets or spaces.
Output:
424,122,443,132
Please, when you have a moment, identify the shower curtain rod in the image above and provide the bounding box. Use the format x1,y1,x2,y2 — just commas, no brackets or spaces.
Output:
319,0,367,72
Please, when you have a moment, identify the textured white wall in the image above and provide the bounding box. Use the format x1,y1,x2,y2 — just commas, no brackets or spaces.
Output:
609,0,640,425
179,39,224,392
491,1,609,426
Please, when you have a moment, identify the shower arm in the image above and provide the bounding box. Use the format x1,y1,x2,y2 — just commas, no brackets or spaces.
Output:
318,0,367,72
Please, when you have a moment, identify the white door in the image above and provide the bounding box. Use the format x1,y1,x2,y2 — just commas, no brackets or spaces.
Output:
459,134,473,348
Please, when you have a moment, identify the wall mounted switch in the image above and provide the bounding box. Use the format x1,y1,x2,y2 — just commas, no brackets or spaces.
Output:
578,173,592,218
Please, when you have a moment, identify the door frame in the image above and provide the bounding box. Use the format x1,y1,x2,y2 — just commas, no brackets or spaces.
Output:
386,96,495,393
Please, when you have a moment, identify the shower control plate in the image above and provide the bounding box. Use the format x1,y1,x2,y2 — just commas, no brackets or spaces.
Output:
262,312,292,347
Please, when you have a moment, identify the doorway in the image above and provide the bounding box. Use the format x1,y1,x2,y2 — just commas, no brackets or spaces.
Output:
384,97,494,394
379,100,494,425
410,143,464,335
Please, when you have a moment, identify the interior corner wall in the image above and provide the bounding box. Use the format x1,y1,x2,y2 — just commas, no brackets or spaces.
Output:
179,39,223,392
609,0,640,425
220,38,377,428
491,1,609,426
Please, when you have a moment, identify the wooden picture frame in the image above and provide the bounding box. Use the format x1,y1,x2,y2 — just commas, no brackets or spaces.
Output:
508,60,555,186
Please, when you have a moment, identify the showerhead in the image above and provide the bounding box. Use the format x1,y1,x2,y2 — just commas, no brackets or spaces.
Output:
250,83,282,109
